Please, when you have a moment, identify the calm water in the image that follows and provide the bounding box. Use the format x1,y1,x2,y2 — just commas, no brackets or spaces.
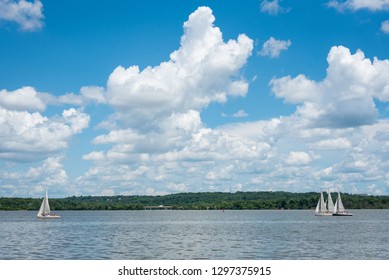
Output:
0,210,388,259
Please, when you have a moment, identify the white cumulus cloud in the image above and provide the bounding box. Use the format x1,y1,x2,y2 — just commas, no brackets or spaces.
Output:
0,107,90,161
82,6,256,189
0,0,44,31
0,86,47,112
107,6,253,129
258,37,291,58
271,46,389,128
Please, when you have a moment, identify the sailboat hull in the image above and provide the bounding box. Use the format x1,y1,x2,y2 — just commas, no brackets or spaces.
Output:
37,214,60,219
37,215,60,219
332,213,353,216
315,212,332,216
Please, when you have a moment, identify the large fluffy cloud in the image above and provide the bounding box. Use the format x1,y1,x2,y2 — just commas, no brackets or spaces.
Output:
79,6,254,194
271,46,388,128
0,86,46,112
0,107,90,161
107,6,253,129
0,0,44,31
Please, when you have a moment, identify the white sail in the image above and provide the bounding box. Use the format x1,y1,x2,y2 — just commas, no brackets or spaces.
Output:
37,189,51,216
320,192,327,213
336,191,345,212
332,191,352,216
315,191,328,214
37,198,45,216
43,189,51,214
327,190,334,213
315,199,320,213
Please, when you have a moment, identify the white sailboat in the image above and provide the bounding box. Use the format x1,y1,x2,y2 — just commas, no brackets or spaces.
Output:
37,189,60,219
333,191,353,216
315,191,332,216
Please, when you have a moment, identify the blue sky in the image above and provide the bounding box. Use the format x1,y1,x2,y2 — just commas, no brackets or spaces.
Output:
1,0,389,197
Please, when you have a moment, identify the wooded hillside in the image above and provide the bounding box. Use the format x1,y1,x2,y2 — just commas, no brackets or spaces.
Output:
1,191,388,210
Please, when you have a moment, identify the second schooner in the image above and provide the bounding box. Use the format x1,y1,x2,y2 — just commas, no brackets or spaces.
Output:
315,190,334,216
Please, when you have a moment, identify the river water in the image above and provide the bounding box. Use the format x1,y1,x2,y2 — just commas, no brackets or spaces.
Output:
0,210,387,259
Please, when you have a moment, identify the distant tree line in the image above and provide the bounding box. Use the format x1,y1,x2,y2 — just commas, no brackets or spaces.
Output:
0,191,388,211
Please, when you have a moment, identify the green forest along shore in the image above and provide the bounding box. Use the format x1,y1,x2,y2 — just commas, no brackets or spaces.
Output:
1,191,388,211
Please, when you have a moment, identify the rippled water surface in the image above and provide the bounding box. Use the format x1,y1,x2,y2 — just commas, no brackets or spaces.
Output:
0,210,388,259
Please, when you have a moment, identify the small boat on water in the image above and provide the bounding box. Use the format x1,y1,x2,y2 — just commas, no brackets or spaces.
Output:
37,189,60,219
332,191,353,216
315,190,334,216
